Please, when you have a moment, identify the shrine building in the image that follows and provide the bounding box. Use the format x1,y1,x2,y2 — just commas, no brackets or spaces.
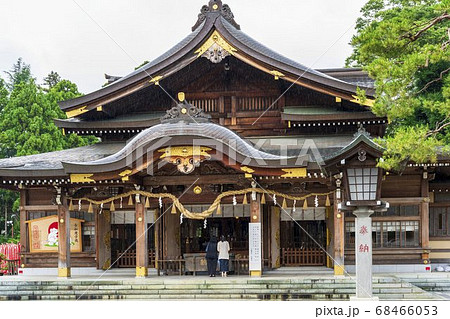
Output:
0,0,449,277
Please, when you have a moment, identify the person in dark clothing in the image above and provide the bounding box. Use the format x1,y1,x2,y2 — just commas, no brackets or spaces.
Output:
205,236,218,277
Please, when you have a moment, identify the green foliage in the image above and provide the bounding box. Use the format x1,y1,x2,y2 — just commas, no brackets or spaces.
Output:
0,59,97,243
4,58,34,91
0,79,7,112
0,73,95,157
348,0,450,170
43,71,62,90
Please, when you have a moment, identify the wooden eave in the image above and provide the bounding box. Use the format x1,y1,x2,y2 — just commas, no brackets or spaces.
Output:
60,11,375,119
59,18,215,115
54,118,160,131
281,111,382,122
213,17,375,100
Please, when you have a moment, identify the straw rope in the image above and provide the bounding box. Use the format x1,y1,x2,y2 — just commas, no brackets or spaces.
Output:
70,188,333,220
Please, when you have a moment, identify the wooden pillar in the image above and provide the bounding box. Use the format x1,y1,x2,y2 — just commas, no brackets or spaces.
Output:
333,191,345,275
249,195,262,277
135,202,148,277
95,210,111,270
326,205,333,269
163,207,180,259
58,196,71,278
231,96,237,126
19,190,28,253
154,209,160,270
421,175,430,250
270,206,281,269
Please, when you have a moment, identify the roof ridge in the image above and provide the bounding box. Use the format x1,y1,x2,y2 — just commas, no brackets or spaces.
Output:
192,1,240,31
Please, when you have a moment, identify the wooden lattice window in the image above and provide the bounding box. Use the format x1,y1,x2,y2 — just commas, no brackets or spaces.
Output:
430,206,450,237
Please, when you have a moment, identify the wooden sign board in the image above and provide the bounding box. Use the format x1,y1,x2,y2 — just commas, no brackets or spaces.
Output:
249,222,262,271
26,215,84,253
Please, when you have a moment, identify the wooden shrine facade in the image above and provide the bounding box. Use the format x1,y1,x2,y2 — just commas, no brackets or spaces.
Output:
0,1,449,277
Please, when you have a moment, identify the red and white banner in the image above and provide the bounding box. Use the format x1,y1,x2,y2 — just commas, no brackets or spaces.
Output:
0,243,20,274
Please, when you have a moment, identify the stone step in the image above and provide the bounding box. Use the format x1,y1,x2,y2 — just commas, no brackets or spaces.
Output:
0,276,441,301
0,283,417,292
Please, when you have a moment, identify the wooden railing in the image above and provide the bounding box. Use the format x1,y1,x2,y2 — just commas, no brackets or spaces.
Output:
157,257,185,276
282,248,326,266
231,256,270,275
116,250,156,268
190,99,218,113
237,96,276,112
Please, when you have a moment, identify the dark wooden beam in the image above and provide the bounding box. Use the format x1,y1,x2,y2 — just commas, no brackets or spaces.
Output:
19,190,27,253
58,197,71,277
143,174,248,186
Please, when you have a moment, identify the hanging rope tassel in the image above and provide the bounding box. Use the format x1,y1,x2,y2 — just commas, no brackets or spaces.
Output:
110,200,115,212
216,204,222,215
261,193,266,204
69,200,74,211
88,202,93,214
242,194,248,205
171,204,177,215
325,194,331,207
303,199,308,210
282,198,288,209
145,196,150,208
128,195,133,206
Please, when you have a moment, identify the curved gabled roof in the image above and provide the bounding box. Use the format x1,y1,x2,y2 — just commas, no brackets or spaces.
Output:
60,1,374,116
62,103,312,174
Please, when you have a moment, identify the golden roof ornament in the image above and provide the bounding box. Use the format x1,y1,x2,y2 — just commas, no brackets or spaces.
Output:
161,101,211,124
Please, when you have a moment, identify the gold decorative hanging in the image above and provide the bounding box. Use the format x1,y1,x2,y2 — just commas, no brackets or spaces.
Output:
88,202,93,213
325,195,331,207
303,199,308,210
282,198,288,209
216,204,222,215
261,193,266,204
145,197,150,208
69,200,74,211
110,200,115,212
171,204,177,215
128,195,133,206
242,194,248,205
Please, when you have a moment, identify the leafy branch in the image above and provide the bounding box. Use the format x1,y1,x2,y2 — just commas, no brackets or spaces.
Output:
401,12,450,42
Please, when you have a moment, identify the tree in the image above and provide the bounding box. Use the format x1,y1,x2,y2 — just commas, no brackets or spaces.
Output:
0,79,7,112
43,71,62,90
4,58,34,91
0,60,96,243
0,78,95,157
347,0,450,171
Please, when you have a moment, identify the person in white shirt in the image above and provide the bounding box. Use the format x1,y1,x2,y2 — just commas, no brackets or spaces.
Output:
217,235,230,277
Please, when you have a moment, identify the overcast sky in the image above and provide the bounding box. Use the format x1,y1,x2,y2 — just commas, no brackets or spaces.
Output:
0,0,368,94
